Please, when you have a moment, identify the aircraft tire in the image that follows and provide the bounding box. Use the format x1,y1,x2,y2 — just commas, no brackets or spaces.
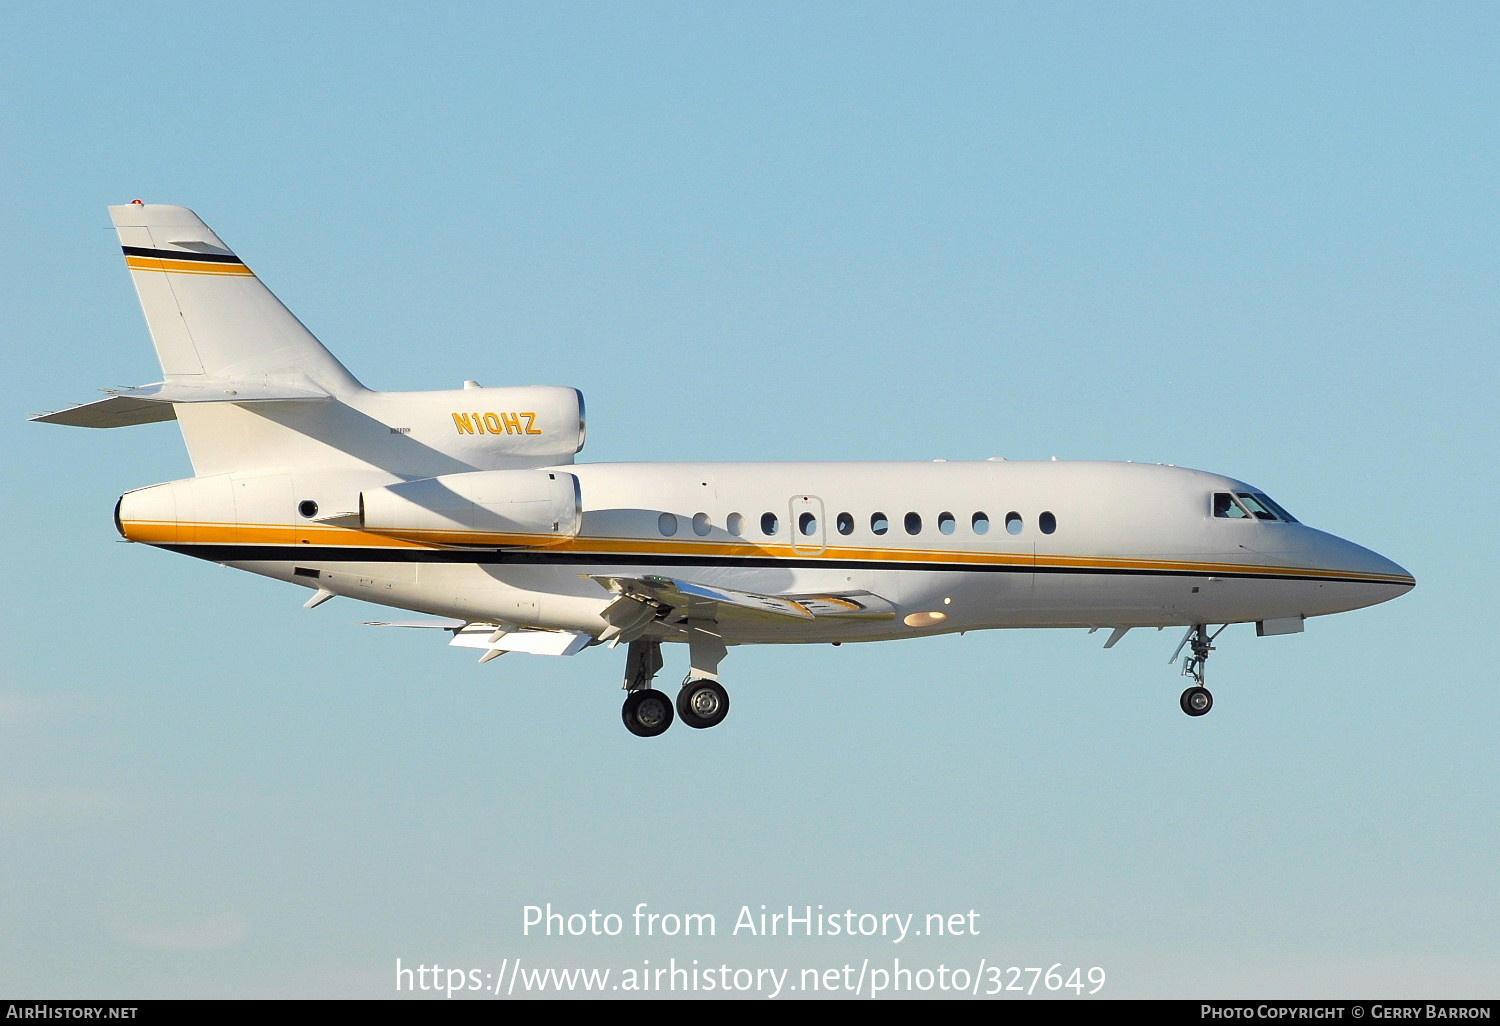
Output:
1180,686,1213,717
622,689,674,737
677,679,729,729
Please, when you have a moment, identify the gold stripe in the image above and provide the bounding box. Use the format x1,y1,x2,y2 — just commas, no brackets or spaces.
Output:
124,255,256,276
121,519,431,549
119,518,1415,586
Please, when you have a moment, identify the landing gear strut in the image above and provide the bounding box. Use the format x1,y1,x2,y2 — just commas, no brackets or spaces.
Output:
620,638,672,737
1174,623,1226,717
618,632,733,737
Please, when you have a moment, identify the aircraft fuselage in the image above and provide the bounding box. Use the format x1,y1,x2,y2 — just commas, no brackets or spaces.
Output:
121,458,1412,644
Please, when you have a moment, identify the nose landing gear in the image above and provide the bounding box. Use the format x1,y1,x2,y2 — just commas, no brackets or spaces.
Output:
1180,685,1213,716
1173,623,1226,717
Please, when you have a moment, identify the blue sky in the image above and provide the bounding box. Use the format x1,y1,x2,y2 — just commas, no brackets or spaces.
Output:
2,1,1495,998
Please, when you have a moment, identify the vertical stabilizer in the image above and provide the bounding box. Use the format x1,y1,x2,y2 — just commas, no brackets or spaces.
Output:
41,204,583,481
110,203,362,393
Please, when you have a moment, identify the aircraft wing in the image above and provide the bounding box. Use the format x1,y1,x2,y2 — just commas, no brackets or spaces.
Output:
589,574,895,644
364,574,896,654
365,618,592,662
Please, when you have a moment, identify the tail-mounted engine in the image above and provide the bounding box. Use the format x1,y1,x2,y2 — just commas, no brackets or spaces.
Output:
115,467,582,550
359,469,582,547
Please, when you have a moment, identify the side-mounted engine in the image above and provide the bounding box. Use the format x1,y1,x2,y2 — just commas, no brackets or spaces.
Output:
116,466,582,550
358,469,581,546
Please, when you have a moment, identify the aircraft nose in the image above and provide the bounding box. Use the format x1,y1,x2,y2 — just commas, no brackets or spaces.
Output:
1313,531,1415,612
1344,537,1414,589
1372,550,1415,589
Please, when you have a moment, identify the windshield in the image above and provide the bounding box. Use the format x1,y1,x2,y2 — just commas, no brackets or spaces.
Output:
1212,491,1298,523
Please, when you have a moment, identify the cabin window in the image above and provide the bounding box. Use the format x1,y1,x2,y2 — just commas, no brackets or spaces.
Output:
1039,511,1057,534
972,512,990,534
761,512,779,536
692,512,712,536
658,513,679,536
938,511,956,535
799,512,818,536
871,512,889,535
905,512,922,535
298,500,319,519
727,512,744,536
1005,511,1023,535
836,512,854,535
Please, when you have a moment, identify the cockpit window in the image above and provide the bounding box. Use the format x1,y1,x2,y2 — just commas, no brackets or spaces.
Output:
1213,492,1297,523
1252,492,1298,523
1214,493,1252,519
1235,494,1278,520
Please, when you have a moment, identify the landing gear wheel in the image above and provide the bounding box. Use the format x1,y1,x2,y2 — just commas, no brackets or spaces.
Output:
677,678,730,729
1180,686,1213,717
1174,624,1225,717
622,688,674,737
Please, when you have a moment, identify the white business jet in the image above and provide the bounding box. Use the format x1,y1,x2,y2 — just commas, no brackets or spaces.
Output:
35,204,1414,736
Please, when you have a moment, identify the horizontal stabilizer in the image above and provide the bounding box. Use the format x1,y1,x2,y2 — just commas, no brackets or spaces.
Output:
32,380,332,428
32,394,178,428
105,381,333,403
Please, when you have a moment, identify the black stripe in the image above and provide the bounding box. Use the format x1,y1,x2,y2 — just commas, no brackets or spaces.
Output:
155,543,1409,587
121,245,244,264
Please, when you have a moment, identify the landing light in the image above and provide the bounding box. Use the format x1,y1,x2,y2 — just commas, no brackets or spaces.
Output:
904,611,947,627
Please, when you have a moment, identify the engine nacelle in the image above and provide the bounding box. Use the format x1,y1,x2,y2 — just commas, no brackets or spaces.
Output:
359,469,582,547
356,385,586,472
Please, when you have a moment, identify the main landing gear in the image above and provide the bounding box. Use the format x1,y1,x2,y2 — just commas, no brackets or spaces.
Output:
622,688,674,737
1174,623,1226,717
677,678,730,729
619,635,731,738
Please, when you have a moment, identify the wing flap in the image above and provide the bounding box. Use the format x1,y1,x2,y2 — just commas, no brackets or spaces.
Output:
589,574,895,625
449,624,593,657
366,618,591,658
